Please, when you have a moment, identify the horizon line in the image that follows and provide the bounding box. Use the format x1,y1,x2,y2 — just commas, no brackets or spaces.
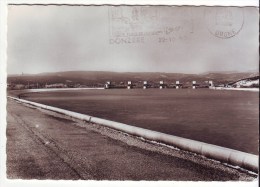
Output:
7,69,259,76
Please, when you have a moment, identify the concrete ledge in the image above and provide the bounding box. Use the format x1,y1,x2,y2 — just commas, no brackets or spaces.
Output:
8,96,259,172
25,87,105,92
210,87,259,92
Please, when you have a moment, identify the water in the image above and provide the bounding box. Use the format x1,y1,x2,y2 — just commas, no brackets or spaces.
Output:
21,89,259,154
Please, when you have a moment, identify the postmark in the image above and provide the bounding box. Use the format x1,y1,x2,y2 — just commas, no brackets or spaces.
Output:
108,6,194,44
204,7,244,39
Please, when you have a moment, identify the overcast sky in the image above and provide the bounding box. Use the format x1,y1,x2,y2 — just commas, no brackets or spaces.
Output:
7,5,258,74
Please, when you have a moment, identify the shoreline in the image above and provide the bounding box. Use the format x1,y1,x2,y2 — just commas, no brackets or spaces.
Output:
8,96,259,173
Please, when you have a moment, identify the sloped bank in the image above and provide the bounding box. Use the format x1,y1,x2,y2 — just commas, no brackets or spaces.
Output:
8,96,258,173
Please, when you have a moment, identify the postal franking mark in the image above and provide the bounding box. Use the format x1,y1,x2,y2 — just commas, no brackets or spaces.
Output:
205,7,244,39
108,6,194,44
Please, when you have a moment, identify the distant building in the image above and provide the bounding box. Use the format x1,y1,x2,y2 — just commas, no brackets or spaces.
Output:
176,81,182,89
127,81,132,89
192,81,197,89
105,81,111,89
159,81,165,89
143,81,148,89
45,83,67,88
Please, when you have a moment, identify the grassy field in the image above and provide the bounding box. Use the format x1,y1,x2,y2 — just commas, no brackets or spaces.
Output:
20,89,259,154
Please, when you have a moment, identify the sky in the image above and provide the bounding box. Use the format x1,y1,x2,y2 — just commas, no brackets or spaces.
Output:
7,5,259,74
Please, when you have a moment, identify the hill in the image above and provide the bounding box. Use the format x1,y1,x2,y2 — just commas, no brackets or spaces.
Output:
7,71,259,89
230,76,259,88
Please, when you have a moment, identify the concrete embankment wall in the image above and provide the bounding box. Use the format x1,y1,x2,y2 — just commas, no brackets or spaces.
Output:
25,87,105,92
8,96,258,173
210,87,259,92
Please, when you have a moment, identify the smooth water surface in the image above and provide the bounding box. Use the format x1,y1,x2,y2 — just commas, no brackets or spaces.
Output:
21,89,259,154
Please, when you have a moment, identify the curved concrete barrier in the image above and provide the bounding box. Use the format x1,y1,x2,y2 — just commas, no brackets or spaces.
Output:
26,87,105,93
8,96,258,172
8,96,92,122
